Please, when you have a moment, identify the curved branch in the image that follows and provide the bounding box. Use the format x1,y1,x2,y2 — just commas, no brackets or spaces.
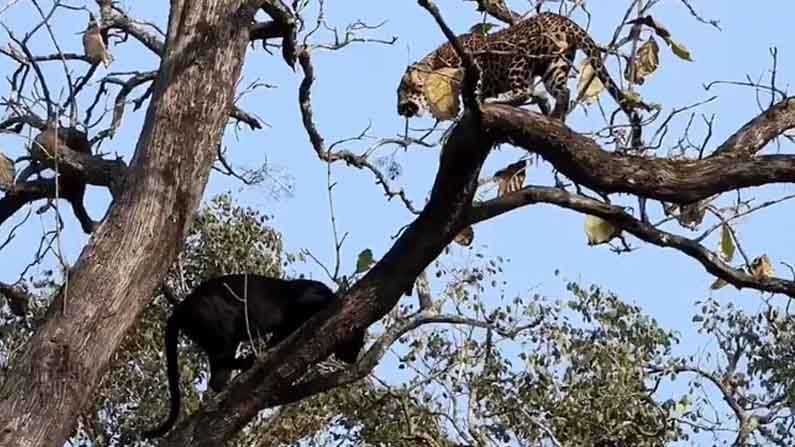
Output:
161,107,494,445
469,185,795,297
481,103,795,203
297,49,420,213
258,0,298,69
712,97,795,156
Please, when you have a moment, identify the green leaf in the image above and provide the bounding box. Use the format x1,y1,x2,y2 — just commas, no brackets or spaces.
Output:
719,224,735,262
355,248,375,274
666,38,694,61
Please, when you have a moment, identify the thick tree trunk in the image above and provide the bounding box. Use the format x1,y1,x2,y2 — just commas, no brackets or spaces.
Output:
0,1,257,445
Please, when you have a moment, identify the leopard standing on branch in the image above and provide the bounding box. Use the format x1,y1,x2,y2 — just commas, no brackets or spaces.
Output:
397,12,650,148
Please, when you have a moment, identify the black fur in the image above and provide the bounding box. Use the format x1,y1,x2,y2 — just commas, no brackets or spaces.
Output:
142,274,366,438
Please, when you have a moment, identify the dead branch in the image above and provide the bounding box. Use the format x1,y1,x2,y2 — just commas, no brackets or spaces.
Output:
257,0,298,68
297,49,420,213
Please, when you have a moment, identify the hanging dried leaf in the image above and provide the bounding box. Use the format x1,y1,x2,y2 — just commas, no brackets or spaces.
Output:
750,255,774,279
719,224,735,262
677,202,706,229
494,160,527,197
0,152,14,191
584,215,621,245
625,37,659,85
576,61,605,104
454,226,474,246
83,22,113,67
423,67,464,120
665,198,713,230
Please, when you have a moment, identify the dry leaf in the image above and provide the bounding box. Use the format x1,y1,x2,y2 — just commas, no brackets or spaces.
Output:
677,202,706,229
83,22,112,67
719,224,735,262
625,37,659,84
584,215,621,245
0,152,14,191
750,255,774,279
454,226,474,246
577,61,605,104
494,160,527,197
423,67,464,120
665,199,711,229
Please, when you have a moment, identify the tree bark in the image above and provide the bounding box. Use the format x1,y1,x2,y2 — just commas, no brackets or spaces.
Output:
0,1,257,445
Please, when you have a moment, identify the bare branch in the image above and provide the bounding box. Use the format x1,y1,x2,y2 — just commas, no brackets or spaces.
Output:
297,49,420,213
469,185,795,297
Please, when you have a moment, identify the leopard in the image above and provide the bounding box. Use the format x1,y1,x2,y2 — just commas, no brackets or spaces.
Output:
397,12,648,147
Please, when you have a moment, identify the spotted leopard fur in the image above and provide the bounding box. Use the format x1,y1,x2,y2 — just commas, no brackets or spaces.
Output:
397,12,646,146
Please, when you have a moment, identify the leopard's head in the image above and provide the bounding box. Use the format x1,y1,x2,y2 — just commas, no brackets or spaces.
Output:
397,62,431,118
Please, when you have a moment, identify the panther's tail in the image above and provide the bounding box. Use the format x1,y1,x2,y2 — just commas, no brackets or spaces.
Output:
142,314,181,439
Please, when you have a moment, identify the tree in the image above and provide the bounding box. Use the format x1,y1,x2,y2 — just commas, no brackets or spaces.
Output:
0,0,794,446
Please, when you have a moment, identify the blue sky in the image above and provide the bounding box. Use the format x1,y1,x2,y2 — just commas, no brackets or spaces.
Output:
1,0,794,440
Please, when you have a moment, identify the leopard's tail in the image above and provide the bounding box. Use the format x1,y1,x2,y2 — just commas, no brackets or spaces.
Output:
570,21,646,148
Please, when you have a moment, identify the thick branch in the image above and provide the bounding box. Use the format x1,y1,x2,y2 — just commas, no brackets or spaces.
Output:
258,0,298,68
481,103,795,204
469,185,795,297
0,1,259,444
712,97,795,156
162,109,493,445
